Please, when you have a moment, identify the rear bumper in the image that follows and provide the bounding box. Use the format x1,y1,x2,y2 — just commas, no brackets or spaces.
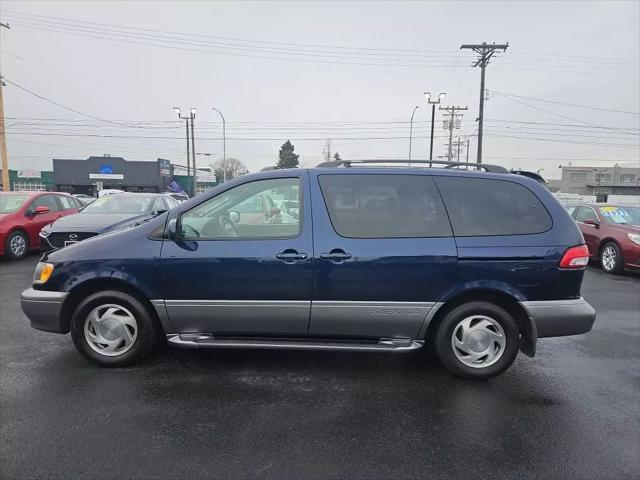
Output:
21,288,69,334
521,297,596,338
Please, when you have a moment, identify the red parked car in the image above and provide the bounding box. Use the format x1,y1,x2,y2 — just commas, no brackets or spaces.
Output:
0,192,82,260
566,203,640,274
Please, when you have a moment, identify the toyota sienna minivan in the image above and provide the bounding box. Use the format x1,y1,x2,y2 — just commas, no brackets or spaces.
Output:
21,160,596,379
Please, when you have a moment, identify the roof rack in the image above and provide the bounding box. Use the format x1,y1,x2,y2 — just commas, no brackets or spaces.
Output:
315,159,510,174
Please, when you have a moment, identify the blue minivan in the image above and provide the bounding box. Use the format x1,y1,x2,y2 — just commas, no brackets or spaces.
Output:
21,161,596,379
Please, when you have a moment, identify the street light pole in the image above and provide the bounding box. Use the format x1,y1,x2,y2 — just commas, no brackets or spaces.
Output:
189,108,196,197
174,107,192,195
408,105,420,164
212,107,226,183
424,92,446,167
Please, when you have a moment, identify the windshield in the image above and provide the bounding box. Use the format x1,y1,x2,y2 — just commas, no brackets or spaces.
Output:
81,195,154,214
0,194,30,214
598,206,640,227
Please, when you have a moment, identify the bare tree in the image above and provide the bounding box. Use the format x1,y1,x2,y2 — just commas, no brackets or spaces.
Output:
211,157,248,182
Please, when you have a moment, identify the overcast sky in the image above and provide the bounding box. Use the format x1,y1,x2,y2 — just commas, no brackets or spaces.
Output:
1,0,638,178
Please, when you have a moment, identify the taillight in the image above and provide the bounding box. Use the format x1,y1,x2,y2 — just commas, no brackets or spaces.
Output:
559,244,590,269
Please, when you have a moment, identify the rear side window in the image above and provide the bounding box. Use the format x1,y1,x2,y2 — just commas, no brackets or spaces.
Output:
575,206,598,223
318,174,452,238
435,177,552,236
57,195,76,210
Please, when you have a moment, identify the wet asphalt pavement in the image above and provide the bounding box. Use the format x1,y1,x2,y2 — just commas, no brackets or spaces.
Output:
1,255,639,480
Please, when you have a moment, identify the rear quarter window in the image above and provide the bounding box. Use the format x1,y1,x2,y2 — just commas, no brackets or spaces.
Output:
435,176,552,236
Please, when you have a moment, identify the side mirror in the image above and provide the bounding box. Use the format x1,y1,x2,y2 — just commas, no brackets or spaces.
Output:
228,210,240,224
584,219,600,228
34,206,50,215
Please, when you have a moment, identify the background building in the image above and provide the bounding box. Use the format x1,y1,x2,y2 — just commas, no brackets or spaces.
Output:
1,155,219,195
3,169,56,191
53,155,171,195
552,164,640,201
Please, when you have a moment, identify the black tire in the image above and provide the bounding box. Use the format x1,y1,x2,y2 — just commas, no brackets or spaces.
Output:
5,230,29,260
435,301,520,380
70,290,160,367
600,241,623,274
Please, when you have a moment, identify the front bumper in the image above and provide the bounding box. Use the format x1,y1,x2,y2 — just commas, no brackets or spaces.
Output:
39,232,57,253
21,288,69,334
521,297,596,338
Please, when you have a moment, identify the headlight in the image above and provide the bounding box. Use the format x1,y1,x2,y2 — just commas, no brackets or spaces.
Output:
33,262,55,284
39,228,51,238
628,233,640,246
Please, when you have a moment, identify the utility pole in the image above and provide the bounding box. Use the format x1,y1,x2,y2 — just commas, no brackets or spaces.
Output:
439,105,467,162
466,138,470,162
0,22,10,191
460,42,508,163
173,107,196,196
322,139,332,163
424,92,446,166
212,107,226,183
456,136,461,162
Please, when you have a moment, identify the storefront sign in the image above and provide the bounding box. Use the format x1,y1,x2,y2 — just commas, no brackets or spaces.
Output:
158,158,172,177
17,170,42,178
173,165,216,182
197,175,217,183
89,173,125,180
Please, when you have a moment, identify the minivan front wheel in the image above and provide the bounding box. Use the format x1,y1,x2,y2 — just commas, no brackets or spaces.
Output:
71,290,159,367
435,301,519,379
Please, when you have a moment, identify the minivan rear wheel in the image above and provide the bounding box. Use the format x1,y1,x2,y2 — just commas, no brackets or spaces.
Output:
71,290,159,367
435,301,519,379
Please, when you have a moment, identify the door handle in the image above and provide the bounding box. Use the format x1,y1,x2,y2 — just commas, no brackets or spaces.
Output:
320,249,352,263
276,250,308,263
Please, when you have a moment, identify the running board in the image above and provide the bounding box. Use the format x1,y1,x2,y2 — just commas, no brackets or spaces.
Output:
167,334,424,352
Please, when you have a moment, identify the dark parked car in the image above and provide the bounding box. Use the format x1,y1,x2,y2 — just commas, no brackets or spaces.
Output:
565,203,640,273
0,191,81,260
40,193,179,252
21,161,596,379
72,194,96,206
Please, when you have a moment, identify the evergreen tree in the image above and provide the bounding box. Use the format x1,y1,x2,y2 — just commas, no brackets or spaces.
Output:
277,140,300,169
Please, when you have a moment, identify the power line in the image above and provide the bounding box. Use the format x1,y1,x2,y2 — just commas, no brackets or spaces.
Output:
3,16,469,68
493,92,632,132
3,11,638,74
490,90,640,115
3,78,136,126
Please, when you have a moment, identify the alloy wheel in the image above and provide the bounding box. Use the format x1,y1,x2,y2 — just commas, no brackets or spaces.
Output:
84,304,138,357
9,235,27,257
451,315,506,368
602,245,617,272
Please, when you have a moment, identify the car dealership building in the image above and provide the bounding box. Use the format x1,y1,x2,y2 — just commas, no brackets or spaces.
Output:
2,156,217,195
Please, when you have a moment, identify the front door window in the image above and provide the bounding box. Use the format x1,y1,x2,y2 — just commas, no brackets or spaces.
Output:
179,178,301,240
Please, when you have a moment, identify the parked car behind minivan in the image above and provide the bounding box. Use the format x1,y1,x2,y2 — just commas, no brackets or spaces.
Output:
0,191,81,260
565,203,640,274
40,193,179,252
21,161,596,379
